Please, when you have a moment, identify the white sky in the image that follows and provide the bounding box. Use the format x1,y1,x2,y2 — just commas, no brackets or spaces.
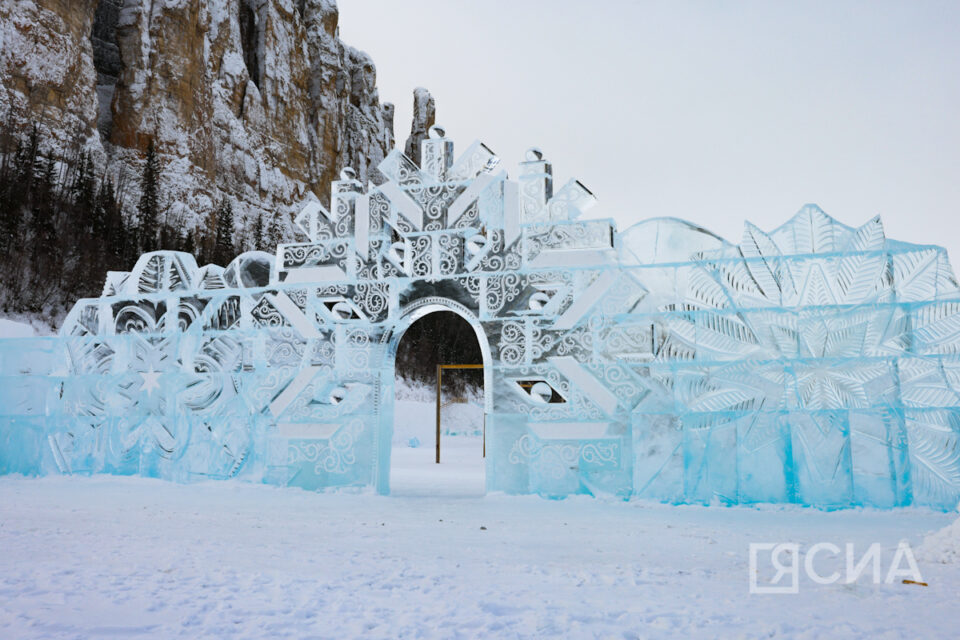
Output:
339,1,960,257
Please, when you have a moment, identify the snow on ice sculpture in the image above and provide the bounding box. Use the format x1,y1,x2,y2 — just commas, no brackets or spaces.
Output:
2,127,960,510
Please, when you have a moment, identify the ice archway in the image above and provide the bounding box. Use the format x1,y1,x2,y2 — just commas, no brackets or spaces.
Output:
379,297,493,494
2,128,960,509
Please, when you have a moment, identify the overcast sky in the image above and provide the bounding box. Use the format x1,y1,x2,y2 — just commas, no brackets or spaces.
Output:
339,1,960,258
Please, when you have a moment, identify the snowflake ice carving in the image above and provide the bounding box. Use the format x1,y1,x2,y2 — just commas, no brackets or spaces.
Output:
3,131,960,510
644,206,960,506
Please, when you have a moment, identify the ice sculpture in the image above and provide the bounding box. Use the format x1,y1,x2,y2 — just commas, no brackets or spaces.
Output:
2,126,960,510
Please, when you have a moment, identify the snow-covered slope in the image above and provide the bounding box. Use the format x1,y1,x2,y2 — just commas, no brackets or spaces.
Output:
0,319,34,338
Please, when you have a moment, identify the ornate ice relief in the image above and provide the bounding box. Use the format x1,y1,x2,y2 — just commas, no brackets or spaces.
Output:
1,129,960,510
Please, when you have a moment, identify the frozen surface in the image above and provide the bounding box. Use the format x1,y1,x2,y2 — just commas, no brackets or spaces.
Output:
390,384,485,496
0,475,957,639
390,435,485,497
3,131,960,508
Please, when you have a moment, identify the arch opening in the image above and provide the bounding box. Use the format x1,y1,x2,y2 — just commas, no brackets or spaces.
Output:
384,304,490,496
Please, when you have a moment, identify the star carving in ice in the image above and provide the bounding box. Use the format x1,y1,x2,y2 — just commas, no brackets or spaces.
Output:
139,369,162,396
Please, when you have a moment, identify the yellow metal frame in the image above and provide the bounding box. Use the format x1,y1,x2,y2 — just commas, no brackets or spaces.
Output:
435,364,484,464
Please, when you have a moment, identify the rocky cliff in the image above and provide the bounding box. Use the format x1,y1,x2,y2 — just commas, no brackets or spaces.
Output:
404,86,435,167
0,0,416,243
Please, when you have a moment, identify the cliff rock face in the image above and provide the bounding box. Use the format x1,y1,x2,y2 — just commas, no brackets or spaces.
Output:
0,0,409,241
0,0,103,154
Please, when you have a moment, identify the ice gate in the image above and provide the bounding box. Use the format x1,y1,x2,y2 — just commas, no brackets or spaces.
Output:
2,129,960,510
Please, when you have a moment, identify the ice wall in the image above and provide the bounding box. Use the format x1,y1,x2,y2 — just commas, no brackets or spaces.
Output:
2,128,959,510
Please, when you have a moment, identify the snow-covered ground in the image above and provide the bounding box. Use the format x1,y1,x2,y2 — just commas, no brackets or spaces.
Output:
0,318,37,338
2,371,958,637
390,379,486,496
390,435,486,497
1,475,958,639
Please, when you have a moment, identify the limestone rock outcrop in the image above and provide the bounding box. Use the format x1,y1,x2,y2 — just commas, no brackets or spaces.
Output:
404,86,435,167
0,0,415,241
0,0,104,155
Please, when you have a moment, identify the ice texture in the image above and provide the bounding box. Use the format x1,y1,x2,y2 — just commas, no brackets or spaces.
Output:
2,131,960,509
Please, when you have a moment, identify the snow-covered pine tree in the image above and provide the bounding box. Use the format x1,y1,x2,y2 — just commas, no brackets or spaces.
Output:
0,125,141,322
18,125,39,190
394,311,483,396
213,198,236,266
182,229,195,256
267,212,284,250
137,140,160,253
29,157,57,290
252,211,264,251
100,178,129,269
73,153,96,228
0,137,22,253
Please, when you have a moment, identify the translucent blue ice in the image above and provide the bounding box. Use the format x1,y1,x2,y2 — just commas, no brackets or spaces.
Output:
2,127,960,509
